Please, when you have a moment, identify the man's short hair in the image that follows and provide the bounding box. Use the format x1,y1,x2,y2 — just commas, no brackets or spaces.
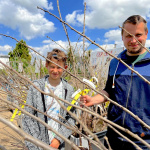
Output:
121,15,148,35
46,48,67,65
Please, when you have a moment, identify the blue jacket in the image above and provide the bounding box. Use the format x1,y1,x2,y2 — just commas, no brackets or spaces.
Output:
104,50,150,143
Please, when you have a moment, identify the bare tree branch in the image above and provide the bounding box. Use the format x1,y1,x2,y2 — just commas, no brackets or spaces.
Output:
108,124,142,150
1,59,150,133
36,6,150,86
0,115,57,150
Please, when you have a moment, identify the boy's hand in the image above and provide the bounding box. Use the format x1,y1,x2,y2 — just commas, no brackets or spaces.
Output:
80,95,94,107
50,138,60,149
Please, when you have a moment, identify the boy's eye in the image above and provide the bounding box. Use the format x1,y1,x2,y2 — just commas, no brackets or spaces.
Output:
57,67,61,69
50,66,55,69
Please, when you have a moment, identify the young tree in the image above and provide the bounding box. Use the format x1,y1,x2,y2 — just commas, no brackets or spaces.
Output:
8,40,31,71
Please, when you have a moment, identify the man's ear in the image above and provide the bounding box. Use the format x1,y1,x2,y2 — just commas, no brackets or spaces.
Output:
122,35,123,41
64,65,68,69
146,30,148,36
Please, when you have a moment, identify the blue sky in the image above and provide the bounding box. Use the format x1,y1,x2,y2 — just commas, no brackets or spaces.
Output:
0,0,150,57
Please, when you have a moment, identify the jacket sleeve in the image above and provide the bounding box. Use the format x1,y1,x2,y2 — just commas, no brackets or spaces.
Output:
55,85,75,144
22,85,43,150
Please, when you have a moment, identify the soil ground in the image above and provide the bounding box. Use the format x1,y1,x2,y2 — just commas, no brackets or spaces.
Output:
0,89,25,150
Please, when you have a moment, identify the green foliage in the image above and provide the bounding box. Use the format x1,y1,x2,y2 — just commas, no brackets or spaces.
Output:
40,66,48,76
8,40,31,62
0,68,8,76
85,49,91,62
24,65,35,75
8,40,31,71
64,74,71,81
67,47,75,66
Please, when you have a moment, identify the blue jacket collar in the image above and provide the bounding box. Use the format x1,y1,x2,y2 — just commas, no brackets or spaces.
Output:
118,49,150,62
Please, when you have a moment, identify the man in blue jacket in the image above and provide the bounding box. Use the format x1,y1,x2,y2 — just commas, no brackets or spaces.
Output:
80,15,150,149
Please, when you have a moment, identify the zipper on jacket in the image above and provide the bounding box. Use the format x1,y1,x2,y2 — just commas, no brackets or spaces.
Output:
122,63,134,126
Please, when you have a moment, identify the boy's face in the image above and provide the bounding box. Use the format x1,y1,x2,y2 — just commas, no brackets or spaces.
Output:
46,58,65,81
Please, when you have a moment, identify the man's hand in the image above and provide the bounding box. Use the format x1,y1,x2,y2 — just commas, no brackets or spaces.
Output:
80,91,109,107
50,138,60,149
80,95,94,107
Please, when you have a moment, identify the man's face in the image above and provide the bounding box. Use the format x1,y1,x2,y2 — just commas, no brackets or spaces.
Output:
46,58,65,81
122,22,148,56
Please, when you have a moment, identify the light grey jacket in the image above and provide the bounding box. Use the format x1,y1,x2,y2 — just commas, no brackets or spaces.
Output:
22,75,75,150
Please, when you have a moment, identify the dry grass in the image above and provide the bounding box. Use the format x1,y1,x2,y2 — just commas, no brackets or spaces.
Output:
0,89,25,150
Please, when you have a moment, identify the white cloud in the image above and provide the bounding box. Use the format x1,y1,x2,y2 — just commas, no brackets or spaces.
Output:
101,44,117,50
66,10,82,26
65,0,150,29
31,40,69,58
0,0,55,40
42,40,51,44
103,29,150,49
0,45,12,52
96,38,101,42
104,29,121,42
30,39,90,60
13,0,53,13
94,44,118,52
146,40,150,47
104,29,124,47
